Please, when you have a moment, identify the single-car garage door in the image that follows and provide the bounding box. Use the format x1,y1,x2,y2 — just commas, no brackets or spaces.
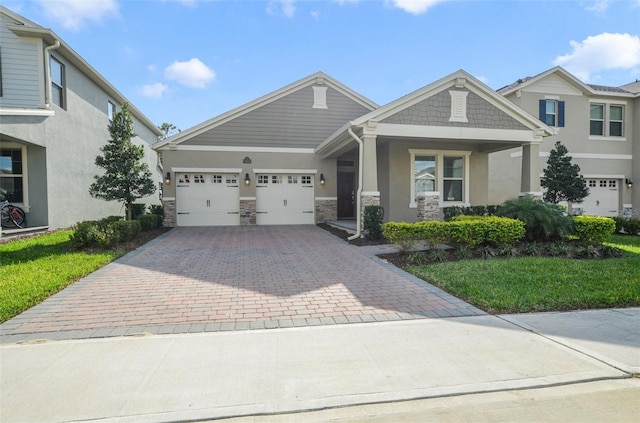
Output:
176,173,240,226
576,179,619,217
256,174,315,225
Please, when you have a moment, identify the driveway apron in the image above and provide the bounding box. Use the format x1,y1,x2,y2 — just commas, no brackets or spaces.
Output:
1,226,483,342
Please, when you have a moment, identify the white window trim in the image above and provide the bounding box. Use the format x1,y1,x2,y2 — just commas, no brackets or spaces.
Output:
0,142,29,212
589,101,626,141
409,149,471,208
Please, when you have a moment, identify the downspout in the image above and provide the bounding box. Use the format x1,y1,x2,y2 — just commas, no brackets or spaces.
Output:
43,40,61,108
347,126,364,241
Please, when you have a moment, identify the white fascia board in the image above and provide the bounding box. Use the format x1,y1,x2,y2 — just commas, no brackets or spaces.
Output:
582,174,625,179
315,122,355,157
510,151,632,160
171,167,242,173
499,66,595,97
165,145,316,154
253,169,318,174
0,108,55,116
315,197,338,201
376,123,539,142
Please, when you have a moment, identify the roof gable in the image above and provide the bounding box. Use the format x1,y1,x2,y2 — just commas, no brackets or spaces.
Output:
352,69,548,133
154,72,378,149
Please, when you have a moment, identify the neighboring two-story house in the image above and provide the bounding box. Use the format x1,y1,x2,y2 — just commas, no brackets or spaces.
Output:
0,6,162,231
491,67,638,218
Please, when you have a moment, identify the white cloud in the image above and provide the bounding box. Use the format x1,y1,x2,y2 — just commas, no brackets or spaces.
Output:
267,0,296,18
387,0,447,15
141,82,169,99
582,0,611,13
553,33,640,82
35,0,118,30
164,58,216,88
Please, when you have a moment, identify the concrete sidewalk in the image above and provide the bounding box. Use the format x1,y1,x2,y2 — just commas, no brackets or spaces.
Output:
2,311,638,422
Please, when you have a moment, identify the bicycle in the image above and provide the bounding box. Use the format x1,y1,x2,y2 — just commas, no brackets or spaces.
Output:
1,200,26,228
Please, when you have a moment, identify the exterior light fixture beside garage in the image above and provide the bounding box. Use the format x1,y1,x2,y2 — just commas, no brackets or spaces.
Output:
245,173,251,186
320,173,325,185
626,179,633,188
165,172,171,185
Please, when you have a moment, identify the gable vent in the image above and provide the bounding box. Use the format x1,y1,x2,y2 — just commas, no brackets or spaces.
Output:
449,90,469,123
313,86,328,109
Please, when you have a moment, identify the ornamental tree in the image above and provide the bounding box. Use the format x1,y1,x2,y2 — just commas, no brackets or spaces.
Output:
541,141,589,209
90,103,156,220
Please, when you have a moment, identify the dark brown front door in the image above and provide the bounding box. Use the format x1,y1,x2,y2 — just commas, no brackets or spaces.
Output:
337,171,355,219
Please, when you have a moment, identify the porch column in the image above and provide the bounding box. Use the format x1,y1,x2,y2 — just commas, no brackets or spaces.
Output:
360,123,380,219
520,142,542,197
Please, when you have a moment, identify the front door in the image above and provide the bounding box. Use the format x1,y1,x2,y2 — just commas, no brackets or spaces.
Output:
337,171,355,219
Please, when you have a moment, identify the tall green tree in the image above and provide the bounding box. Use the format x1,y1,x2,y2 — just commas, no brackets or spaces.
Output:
90,103,156,220
541,141,589,210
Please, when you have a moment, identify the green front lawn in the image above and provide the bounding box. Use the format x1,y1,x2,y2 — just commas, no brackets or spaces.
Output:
0,230,123,323
407,235,640,314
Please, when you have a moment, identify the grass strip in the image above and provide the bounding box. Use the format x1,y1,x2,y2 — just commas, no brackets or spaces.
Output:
0,231,122,323
407,235,640,314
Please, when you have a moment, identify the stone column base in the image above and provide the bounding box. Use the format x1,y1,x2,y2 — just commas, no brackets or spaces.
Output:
162,198,176,227
240,199,256,225
315,199,337,223
417,193,441,221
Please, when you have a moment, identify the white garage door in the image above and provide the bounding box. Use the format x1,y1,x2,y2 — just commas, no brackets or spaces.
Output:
256,174,315,225
575,179,619,217
176,173,240,226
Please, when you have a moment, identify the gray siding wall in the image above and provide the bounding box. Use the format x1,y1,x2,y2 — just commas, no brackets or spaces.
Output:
0,14,42,108
382,89,528,130
183,86,371,148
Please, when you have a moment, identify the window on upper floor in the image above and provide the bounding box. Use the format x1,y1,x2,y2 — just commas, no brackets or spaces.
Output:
590,103,624,138
539,99,565,127
50,56,65,108
108,101,116,121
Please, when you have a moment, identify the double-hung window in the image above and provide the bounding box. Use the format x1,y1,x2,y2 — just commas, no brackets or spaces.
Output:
410,150,470,207
590,103,624,138
0,145,26,204
539,99,565,127
50,56,65,108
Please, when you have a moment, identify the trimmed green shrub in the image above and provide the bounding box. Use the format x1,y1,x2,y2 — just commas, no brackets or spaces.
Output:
612,216,626,234
70,218,120,248
137,213,161,231
113,220,141,242
496,196,573,242
131,203,147,220
622,218,640,235
572,216,615,245
442,204,499,221
382,222,421,252
363,205,384,240
149,204,164,218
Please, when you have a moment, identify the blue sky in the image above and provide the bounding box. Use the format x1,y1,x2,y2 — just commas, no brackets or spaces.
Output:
5,0,640,132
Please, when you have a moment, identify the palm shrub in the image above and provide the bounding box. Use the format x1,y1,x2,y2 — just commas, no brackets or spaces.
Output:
496,196,573,242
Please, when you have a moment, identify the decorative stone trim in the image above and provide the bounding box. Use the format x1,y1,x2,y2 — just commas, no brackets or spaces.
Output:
360,193,381,231
240,199,256,225
162,198,176,227
417,193,441,221
315,199,337,223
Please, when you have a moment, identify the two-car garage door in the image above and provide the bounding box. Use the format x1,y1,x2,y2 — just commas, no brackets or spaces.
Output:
176,172,315,226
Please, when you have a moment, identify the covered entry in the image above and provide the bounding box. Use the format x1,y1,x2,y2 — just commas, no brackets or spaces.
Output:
255,171,315,225
175,171,240,226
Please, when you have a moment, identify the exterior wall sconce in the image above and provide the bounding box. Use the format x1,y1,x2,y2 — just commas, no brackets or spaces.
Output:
165,172,171,185
626,178,633,188
320,173,326,185
244,173,251,186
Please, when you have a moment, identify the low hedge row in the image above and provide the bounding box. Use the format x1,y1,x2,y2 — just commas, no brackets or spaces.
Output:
612,217,640,235
71,213,162,249
572,216,616,245
382,216,525,251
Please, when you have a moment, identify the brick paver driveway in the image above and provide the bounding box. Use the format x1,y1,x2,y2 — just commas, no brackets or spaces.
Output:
1,226,483,343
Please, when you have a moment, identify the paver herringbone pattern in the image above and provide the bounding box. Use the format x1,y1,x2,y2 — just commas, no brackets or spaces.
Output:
1,226,483,342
